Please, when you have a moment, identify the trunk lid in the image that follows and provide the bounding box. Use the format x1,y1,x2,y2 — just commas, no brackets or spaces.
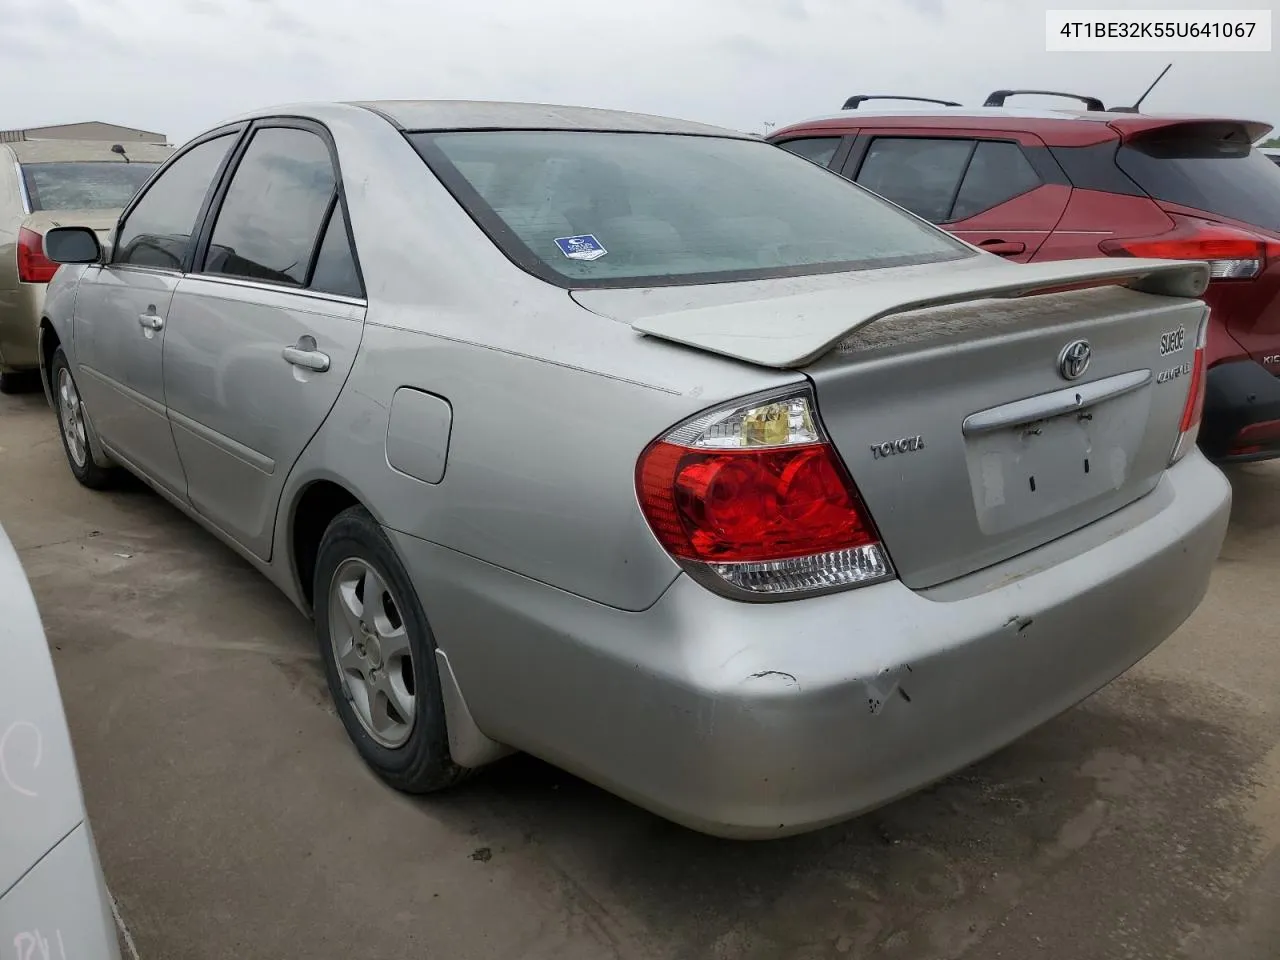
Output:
21,209,121,241
577,257,1209,588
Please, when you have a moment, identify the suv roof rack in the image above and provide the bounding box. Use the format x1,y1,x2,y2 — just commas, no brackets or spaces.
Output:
841,95,962,111
983,89,1107,111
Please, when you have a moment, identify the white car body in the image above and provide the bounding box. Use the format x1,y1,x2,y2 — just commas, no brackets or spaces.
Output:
0,523,119,957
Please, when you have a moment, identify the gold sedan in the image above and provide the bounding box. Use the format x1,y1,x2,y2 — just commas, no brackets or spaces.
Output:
0,138,171,392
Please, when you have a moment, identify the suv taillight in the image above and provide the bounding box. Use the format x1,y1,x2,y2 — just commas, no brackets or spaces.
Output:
1100,220,1280,281
16,227,58,284
636,387,893,598
1170,313,1209,465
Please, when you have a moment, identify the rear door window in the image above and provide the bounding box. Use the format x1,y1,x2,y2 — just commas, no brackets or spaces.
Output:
309,203,363,298
950,141,1043,221
854,138,975,223
201,127,337,287
776,137,842,168
1117,134,1280,232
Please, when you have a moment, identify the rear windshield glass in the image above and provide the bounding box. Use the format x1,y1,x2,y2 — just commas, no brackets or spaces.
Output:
21,162,160,212
410,131,971,288
1117,137,1280,232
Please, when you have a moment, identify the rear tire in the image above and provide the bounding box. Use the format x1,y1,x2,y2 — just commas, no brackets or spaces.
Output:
314,505,469,793
51,348,114,490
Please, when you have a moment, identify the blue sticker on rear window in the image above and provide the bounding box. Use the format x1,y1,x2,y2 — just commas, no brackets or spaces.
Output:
554,234,607,262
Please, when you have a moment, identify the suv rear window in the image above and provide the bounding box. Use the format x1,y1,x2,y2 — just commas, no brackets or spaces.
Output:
410,131,970,288
1117,134,1280,233
21,162,161,212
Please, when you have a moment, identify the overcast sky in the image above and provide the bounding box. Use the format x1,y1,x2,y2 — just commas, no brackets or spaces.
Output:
1,0,1277,144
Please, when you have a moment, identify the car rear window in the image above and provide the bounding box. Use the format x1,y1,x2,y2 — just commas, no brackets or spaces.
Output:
409,131,971,288
21,162,160,212
1116,134,1280,232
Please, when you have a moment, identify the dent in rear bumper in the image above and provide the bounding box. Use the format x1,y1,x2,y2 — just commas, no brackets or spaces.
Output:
390,451,1230,839
0,823,120,959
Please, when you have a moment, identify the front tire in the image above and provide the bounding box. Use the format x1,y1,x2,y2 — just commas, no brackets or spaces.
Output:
51,348,113,489
314,505,468,793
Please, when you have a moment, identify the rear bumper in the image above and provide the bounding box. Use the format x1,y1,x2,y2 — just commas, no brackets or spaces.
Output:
392,451,1230,839
0,281,45,372
1200,359,1280,463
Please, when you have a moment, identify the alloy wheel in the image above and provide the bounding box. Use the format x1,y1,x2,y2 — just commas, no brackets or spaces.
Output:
57,367,88,469
327,557,417,748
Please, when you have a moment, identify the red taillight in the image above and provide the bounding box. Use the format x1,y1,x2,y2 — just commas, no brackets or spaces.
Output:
1101,220,1280,281
16,227,58,284
1170,315,1209,465
1228,419,1280,457
639,442,876,563
636,389,892,597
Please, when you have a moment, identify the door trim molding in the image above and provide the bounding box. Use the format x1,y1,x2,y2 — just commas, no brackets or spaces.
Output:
169,408,276,475
78,363,166,417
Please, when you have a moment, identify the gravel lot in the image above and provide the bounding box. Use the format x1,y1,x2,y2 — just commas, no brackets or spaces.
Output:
2,385,1278,960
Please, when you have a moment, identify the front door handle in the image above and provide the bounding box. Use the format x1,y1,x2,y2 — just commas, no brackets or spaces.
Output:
138,313,164,331
978,239,1027,257
282,338,330,373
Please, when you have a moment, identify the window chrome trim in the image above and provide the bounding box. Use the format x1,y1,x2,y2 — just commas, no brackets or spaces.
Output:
180,272,368,308
14,159,32,214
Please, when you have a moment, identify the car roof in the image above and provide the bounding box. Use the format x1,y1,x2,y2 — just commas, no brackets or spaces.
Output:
772,106,1273,147
7,139,174,163
354,100,755,137
217,100,750,139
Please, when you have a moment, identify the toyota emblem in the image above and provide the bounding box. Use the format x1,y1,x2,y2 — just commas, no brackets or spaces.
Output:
1058,339,1092,381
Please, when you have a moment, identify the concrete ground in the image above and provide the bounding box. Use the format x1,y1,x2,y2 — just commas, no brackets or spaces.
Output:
1,386,1278,960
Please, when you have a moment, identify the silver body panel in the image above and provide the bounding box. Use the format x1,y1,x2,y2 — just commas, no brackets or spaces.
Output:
0,524,120,957
73,265,187,495
40,100,1232,837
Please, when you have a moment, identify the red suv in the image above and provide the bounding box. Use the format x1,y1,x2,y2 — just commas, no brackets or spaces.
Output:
769,92,1280,462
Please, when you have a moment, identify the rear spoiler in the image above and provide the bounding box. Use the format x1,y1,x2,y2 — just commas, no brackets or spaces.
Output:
631,258,1209,369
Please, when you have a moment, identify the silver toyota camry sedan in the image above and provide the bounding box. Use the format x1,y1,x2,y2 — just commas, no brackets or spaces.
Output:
38,100,1230,838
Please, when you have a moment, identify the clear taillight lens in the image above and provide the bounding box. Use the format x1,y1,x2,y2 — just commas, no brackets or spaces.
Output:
636,388,893,598
1170,313,1209,465
1100,220,1280,282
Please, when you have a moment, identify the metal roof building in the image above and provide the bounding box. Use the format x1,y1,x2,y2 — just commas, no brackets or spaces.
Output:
0,121,168,145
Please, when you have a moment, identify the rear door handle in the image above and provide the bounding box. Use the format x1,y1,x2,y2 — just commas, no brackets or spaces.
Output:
282,342,330,373
978,239,1027,257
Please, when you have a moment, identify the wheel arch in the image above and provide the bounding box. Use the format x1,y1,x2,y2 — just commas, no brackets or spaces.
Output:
285,474,512,770
288,477,363,613
37,319,59,407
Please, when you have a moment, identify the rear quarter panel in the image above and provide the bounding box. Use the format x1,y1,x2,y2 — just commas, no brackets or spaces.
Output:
284,318,794,613
0,147,26,367
1032,188,1175,261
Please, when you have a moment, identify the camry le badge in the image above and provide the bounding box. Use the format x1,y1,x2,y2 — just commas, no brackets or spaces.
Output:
1058,339,1092,381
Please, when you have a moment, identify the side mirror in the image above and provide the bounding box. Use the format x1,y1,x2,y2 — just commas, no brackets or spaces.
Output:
43,226,102,265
